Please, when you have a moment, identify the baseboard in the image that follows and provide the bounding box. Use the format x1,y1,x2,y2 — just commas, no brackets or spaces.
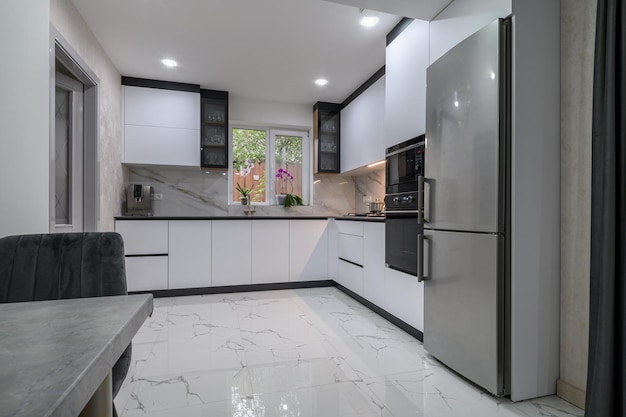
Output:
556,379,586,410
334,282,423,342
131,280,335,298
131,280,423,343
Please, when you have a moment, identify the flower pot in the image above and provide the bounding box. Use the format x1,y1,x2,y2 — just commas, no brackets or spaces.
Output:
240,196,249,206
276,194,286,206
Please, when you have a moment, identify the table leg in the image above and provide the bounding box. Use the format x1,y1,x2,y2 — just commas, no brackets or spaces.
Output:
79,371,112,417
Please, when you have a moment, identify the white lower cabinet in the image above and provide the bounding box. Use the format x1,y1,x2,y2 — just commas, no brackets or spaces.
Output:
169,220,212,289
384,267,424,332
363,222,385,308
337,259,364,296
115,220,169,255
125,256,168,292
337,233,364,265
117,219,330,290
115,220,169,292
211,221,252,286
289,220,328,281
252,220,289,284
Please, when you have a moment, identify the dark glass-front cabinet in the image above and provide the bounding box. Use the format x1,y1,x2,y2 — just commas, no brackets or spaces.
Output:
201,89,229,169
313,102,341,173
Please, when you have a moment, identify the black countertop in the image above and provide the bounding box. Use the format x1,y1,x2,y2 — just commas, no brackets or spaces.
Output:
335,216,385,222
115,215,385,222
115,216,330,221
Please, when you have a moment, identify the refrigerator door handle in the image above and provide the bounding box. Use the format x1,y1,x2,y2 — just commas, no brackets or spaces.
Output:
417,234,427,282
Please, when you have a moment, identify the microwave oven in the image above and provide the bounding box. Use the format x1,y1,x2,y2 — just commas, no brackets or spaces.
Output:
385,135,425,194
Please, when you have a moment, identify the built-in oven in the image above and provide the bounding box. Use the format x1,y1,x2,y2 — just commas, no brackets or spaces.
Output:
385,135,425,195
384,136,425,276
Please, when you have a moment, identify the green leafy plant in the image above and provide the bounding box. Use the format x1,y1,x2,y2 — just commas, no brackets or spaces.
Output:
235,159,254,198
283,194,303,207
275,168,303,207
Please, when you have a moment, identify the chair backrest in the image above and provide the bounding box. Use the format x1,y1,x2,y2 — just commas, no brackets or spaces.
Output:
0,232,127,303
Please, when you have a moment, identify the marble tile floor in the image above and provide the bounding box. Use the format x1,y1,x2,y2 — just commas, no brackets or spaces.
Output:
115,287,583,417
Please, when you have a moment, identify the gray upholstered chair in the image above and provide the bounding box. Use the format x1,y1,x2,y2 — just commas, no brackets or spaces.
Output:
0,232,131,417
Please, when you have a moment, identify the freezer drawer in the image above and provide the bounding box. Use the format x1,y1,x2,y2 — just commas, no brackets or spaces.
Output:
423,229,506,396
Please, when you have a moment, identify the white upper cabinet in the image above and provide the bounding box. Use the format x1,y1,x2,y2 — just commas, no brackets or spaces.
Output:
122,85,201,166
340,76,385,173
429,0,511,63
385,19,429,148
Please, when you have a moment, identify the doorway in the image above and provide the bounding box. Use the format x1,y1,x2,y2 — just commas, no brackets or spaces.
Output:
53,70,84,232
50,31,100,232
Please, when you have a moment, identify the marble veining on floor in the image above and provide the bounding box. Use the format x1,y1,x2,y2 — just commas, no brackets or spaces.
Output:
115,287,583,417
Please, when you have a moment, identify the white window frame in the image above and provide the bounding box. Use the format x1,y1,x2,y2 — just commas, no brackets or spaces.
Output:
229,126,311,206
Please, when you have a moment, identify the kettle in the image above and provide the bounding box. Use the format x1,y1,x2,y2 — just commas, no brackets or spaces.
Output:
369,199,384,214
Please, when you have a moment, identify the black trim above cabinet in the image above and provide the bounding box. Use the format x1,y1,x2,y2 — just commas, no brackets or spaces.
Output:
341,66,385,109
313,102,341,173
200,89,229,169
386,17,415,46
121,76,200,93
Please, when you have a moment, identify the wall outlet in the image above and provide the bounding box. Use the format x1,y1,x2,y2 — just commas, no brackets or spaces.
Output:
152,193,163,201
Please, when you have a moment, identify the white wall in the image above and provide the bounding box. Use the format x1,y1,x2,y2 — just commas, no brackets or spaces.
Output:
0,0,50,237
51,0,125,232
430,0,511,63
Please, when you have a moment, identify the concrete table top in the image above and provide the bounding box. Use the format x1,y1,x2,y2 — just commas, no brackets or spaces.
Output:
0,294,153,417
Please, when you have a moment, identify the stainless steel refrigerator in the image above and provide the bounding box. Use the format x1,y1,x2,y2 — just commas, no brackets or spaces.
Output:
419,18,511,397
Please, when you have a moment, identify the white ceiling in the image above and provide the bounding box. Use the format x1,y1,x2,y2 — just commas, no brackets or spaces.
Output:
70,0,452,106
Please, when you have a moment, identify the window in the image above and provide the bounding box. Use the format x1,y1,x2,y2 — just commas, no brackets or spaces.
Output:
231,127,310,205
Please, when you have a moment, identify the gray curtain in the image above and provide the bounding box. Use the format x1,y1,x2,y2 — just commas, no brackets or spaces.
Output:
586,0,626,415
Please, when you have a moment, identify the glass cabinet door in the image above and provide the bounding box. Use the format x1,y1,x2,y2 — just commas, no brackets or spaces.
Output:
313,102,341,173
201,89,228,168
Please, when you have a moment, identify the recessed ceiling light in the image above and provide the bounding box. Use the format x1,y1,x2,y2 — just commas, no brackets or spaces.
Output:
360,9,379,27
161,58,178,68
314,78,328,87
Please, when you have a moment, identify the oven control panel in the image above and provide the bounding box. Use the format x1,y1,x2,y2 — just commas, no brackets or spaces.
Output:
384,191,419,211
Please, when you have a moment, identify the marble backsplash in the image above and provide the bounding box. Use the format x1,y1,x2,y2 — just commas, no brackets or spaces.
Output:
126,166,385,217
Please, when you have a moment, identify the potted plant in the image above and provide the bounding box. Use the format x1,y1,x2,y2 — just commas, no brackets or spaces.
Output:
275,168,303,207
236,159,255,205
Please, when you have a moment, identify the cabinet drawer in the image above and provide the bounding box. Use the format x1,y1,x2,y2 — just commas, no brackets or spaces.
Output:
337,258,364,296
337,233,363,266
115,220,168,255
125,256,168,292
336,220,364,236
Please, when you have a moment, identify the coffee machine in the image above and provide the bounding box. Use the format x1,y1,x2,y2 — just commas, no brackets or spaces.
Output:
126,184,153,216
